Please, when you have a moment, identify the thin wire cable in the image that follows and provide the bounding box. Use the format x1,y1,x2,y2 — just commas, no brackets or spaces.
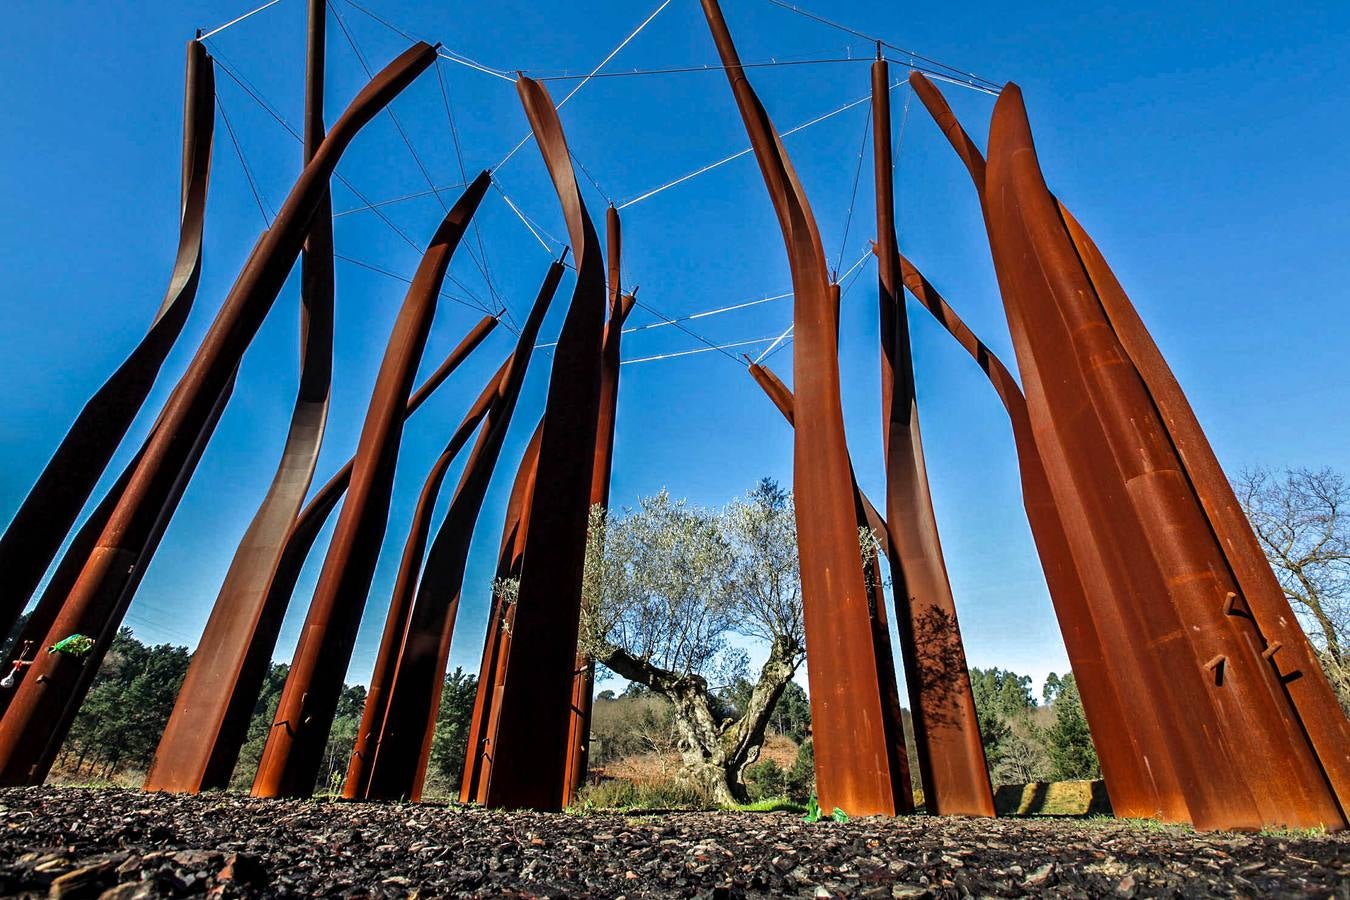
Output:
762,0,1001,91
334,253,497,313
338,0,517,82
333,183,467,217
753,247,872,363
623,335,776,366
538,55,862,81
618,81,900,210
198,0,287,42
493,0,673,172
834,101,872,275
216,90,274,226
536,289,795,349
435,49,518,83
492,180,560,256
633,299,746,365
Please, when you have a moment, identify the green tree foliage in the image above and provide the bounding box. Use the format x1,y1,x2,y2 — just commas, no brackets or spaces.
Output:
60,628,190,779
785,738,815,803
1043,673,1100,780
230,662,289,790
424,667,478,797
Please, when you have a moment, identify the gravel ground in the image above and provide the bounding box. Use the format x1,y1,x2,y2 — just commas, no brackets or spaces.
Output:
0,787,1344,898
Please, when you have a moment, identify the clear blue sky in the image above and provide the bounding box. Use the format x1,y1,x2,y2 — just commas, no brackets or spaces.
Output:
2,0,1347,698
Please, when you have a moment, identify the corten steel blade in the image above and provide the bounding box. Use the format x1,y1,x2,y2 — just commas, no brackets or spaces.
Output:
698,0,907,815
0,40,214,640
149,331,493,793
145,0,335,795
563,206,637,806
479,77,606,813
460,420,543,804
343,360,509,801
871,57,993,817
1059,206,1350,820
985,85,1341,829
22,371,238,785
895,254,1159,819
0,41,438,788
252,174,493,799
351,259,564,802
909,73,1206,823
910,73,1246,827
746,361,914,812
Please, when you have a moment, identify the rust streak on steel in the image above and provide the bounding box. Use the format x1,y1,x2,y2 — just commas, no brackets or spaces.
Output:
352,259,564,802
0,41,437,788
146,0,336,795
0,39,214,640
894,253,1158,819
253,174,493,799
746,361,913,813
872,56,992,817
1059,206,1350,817
479,76,607,812
157,333,492,792
699,0,907,815
563,205,637,807
984,83,1341,829
461,420,544,804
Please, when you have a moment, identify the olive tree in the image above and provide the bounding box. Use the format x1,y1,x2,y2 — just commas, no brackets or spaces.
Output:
578,479,804,805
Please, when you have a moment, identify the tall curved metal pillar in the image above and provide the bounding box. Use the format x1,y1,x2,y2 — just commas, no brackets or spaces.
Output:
983,83,1340,829
478,77,607,812
253,173,492,799
460,420,543,804
146,0,334,794
0,42,436,788
348,259,564,802
563,206,636,807
1059,206,1350,819
871,57,992,817
895,254,1158,820
746,361,915,813
147,330,491,793
340,363,508,800
0,39,214,641
698,0,909,815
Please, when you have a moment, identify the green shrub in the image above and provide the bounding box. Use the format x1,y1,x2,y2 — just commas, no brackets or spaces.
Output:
743,759,786,801
785,738,815,802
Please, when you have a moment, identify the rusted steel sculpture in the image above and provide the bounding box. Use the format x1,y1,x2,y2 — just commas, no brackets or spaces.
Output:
563,206,637,806
146,0,335,795
699,0,909,815
0,42,436,788
460,421,543,804
476,76,607,812
871,57,993,817
253,173,492,798
347,258,564,802
0,39,214,641
746,361,915,813
1059,208,1350,817
893,254,1155,819
914,72,1345,829
146,331,492,792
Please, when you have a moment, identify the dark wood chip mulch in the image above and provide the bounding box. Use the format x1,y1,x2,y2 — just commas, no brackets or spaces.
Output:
0,787,1345,897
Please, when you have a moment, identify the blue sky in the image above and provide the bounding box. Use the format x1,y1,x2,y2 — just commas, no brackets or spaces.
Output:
2,0,1347,699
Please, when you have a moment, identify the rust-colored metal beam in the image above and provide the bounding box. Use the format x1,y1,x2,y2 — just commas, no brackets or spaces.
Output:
252,173,492,799
460,420,543,804
350,259,564,802
894,254,1158,820
1059,207,1350,818
145,0,334,795
746,361,914,813
982,82,1341,829
478,76,607,812
872,56,992,817
149,331,490,793
562,205,637,807
698,0,909,816
0,39,214,641
0,42,436,788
